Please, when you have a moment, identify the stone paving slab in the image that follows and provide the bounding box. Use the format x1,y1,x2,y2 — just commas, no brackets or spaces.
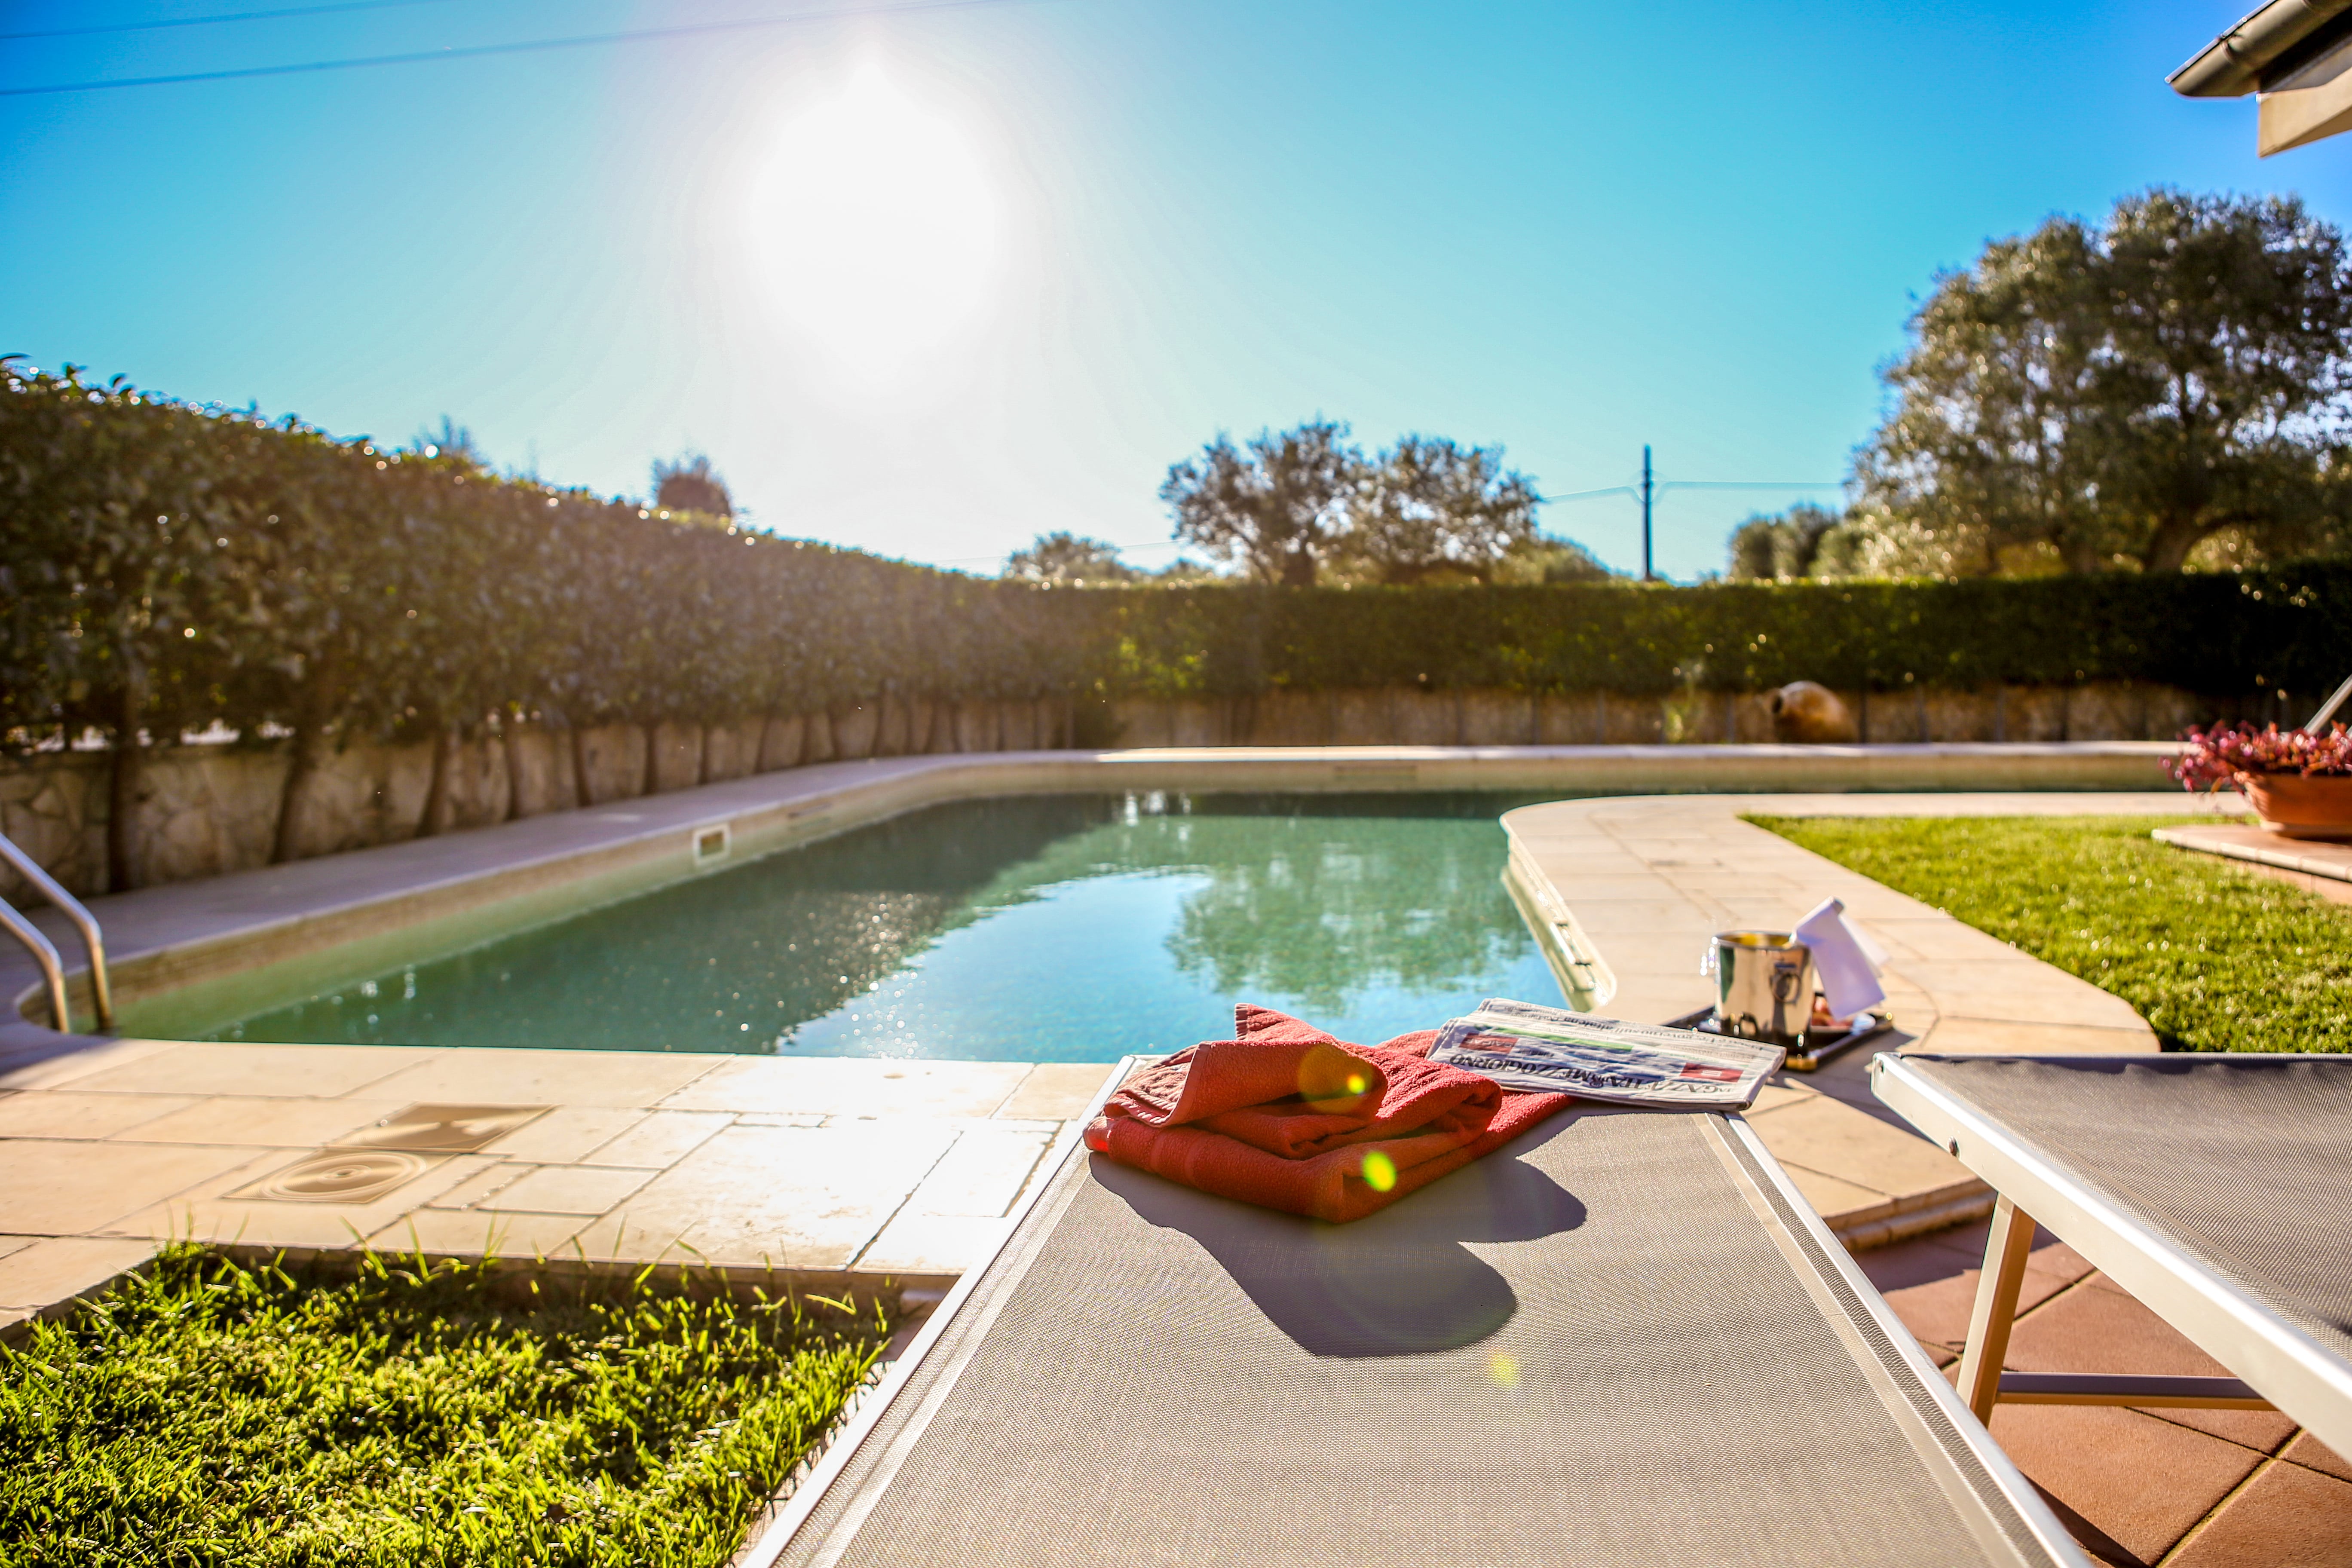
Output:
0,758,2229,1334
2156,820,2352,906
0,1042,1113,1336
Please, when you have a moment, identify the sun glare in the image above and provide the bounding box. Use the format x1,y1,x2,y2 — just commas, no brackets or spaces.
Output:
748,63,1004,382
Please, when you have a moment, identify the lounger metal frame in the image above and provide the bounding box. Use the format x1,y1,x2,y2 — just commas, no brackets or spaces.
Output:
741,1058,2089,1568
1871,1052,2352,1458
733,1061,1136,1568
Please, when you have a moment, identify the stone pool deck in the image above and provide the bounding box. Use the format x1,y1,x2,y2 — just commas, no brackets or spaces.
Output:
0,748,2222,1332
2154,820,2352,904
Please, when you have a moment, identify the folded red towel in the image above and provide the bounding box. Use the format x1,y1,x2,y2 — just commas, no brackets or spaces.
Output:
1200,1046,1503,1158
1087,1006,1572,1224
1102,1017,1386,1129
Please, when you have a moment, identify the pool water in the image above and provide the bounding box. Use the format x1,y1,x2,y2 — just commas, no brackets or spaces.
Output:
209,792,1568,1063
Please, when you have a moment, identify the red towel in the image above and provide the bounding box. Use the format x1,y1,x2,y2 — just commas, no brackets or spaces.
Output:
1087,1006,1571,1224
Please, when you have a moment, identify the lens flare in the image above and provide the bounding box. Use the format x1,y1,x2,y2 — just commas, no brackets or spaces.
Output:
1487,1351,1521,1389
1360,1150,1397,1192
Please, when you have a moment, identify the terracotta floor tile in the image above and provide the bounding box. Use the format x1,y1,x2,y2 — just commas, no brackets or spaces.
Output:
1985,1403,2262,1565
2006,1279,2297,1452
2281,1431,2352,1485
1876,1249,2088,1358
0,1091,195,1139
2165,1458,2352,1568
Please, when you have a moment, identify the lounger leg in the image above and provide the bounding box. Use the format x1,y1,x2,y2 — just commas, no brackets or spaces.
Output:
1957,1195,2037,1426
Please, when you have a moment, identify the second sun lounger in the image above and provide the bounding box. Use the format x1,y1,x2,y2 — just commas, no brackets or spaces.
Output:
1872,1051,2352,1460
740,1072,2088,1567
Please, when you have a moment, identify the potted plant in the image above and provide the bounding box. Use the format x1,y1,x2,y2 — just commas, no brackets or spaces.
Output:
2171,722,2352,840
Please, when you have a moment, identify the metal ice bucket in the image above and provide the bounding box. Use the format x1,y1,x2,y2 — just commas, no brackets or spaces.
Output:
1711,930,1816,1047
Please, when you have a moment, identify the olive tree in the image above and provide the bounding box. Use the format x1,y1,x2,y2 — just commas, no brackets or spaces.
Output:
1858,189,2352,574
1159,420,1360,586
1345,436,1540,583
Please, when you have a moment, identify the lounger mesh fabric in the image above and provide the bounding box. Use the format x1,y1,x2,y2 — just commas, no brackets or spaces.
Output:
1902,1055,2352,1366
771,1108,2067,1567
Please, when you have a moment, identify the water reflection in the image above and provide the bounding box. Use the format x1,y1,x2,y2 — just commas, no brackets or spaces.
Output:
211,792,1566,1061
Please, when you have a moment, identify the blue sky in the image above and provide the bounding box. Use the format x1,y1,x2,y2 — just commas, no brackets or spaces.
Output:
3,0,2343,579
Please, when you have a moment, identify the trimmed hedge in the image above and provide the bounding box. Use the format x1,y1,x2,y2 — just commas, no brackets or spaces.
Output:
3,364,2340,762
1106,571,2343,701
0,366,1097,753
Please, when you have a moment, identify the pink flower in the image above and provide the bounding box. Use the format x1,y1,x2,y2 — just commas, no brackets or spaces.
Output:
2170,722,2352,792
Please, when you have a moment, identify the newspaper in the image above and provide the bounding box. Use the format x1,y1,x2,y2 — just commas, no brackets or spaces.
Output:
1427,997,1783,1110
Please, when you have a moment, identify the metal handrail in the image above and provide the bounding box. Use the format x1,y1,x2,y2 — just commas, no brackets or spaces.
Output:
0,832,111,1030
0,895,70,1031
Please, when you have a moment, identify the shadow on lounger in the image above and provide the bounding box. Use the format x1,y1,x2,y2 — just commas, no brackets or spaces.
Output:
1092,1118,1587,1358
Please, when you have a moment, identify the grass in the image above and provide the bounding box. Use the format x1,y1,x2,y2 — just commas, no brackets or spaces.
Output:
1747,814,2352,1054
0,1246,892,1568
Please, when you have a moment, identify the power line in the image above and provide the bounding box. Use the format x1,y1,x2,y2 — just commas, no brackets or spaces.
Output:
1658,480,1839,492
1542,479,1839,503
0,0,1048,97
0,0,466,45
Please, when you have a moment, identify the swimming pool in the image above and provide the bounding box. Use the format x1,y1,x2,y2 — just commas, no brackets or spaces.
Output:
204,792,1567,1063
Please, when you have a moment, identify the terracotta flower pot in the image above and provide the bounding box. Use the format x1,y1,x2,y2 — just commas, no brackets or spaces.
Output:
2238,773,2352,841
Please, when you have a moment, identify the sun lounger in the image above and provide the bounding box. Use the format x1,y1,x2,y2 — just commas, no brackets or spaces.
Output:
1870,1053,2352,1460
740,1062,2086,1567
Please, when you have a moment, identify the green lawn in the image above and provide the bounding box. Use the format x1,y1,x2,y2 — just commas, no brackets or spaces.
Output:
0,1246,891,1568
1747,814,2352,1054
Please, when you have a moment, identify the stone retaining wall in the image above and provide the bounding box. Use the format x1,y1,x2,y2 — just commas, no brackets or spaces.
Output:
0,680,2233,901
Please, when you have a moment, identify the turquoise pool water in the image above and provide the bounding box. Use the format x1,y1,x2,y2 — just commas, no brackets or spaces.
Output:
209,792,1568,1063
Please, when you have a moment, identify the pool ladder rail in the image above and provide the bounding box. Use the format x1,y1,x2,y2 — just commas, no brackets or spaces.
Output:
0,830,113,1033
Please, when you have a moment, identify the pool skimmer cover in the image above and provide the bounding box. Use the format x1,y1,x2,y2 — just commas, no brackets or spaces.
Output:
227,1102,551,1204
233,1148,441,1205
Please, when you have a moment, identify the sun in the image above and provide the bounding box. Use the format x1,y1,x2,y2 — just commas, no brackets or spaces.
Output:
746,62,1004,382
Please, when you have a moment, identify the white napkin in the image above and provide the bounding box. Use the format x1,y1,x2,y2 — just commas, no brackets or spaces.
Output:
1793,897,1887,1019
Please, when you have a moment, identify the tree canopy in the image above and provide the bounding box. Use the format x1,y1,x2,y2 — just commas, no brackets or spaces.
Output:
1727,503,1841,582
1854,188,2352,576
1004,531,1138,584
652,451,734,518
1159,420,1357,586
1158,422,1544,586
1343,436,1541,583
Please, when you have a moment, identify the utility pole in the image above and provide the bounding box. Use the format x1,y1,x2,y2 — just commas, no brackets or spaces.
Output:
1640,444,1655,582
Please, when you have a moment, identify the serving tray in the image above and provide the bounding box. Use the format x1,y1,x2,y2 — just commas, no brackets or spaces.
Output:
1661,1007,1897,1072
